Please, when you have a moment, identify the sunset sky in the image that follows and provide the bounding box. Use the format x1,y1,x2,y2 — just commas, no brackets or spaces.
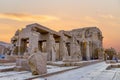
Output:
0,0,120,51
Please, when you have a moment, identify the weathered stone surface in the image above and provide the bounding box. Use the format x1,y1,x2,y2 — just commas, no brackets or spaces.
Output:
63,56,80,62
15,59,30,71
46,34,56,61
5,55,17,62
23,52,30,59
59,32,69,61
28,51,47,75
71,39,82,61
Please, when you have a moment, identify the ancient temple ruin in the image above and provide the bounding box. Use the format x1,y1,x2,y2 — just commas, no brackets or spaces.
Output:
0,41,10,55
10,23,103,61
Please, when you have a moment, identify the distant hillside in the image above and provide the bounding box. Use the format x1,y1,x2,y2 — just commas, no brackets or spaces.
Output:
0,41,11,48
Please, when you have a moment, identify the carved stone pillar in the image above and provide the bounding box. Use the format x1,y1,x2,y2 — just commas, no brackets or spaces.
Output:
59,36,68,61
29,32,39,54
46,33,56,61
86,42,90,60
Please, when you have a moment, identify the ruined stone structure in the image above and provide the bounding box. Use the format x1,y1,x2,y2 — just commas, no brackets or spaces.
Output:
10,23,103,61
70,27,103,60
0,41,10,55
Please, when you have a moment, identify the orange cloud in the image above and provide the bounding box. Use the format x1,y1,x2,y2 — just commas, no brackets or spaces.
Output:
84,16,99,23
0,13,59,22
99,14,115,19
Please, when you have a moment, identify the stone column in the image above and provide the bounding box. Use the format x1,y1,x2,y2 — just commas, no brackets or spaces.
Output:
29,32,39,54
86,42,90,60
59,38,63,60
46,33,51,61
70,37,74,58
18,37,21,56
59,36,68,61
46,33,56,61
15,29,21,56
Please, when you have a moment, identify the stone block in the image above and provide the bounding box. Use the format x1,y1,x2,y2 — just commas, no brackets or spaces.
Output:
5,55,17,62
28,53,47,75
63,56,80,62
65,62,71,66
75,62,83,66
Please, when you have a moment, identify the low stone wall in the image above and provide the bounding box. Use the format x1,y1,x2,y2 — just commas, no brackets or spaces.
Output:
105,60,120,64
0,67,14,72
0,59,15,63
0,55,20,63
47,60,103,67
106,64,120,70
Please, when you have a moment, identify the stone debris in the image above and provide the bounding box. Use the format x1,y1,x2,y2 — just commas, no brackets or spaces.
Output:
28,48,47,75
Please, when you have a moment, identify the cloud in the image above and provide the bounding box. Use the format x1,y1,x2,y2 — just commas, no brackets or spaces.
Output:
0,13,59,22
99,14,115,19
84,16,98,23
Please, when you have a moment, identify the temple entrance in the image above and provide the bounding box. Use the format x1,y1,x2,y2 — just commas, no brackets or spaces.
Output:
93,48,99,59
80,42,87,60
66,42,70,56
38,40,47,52
21,38,29,55
54,36,60,61
55,42,60,61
